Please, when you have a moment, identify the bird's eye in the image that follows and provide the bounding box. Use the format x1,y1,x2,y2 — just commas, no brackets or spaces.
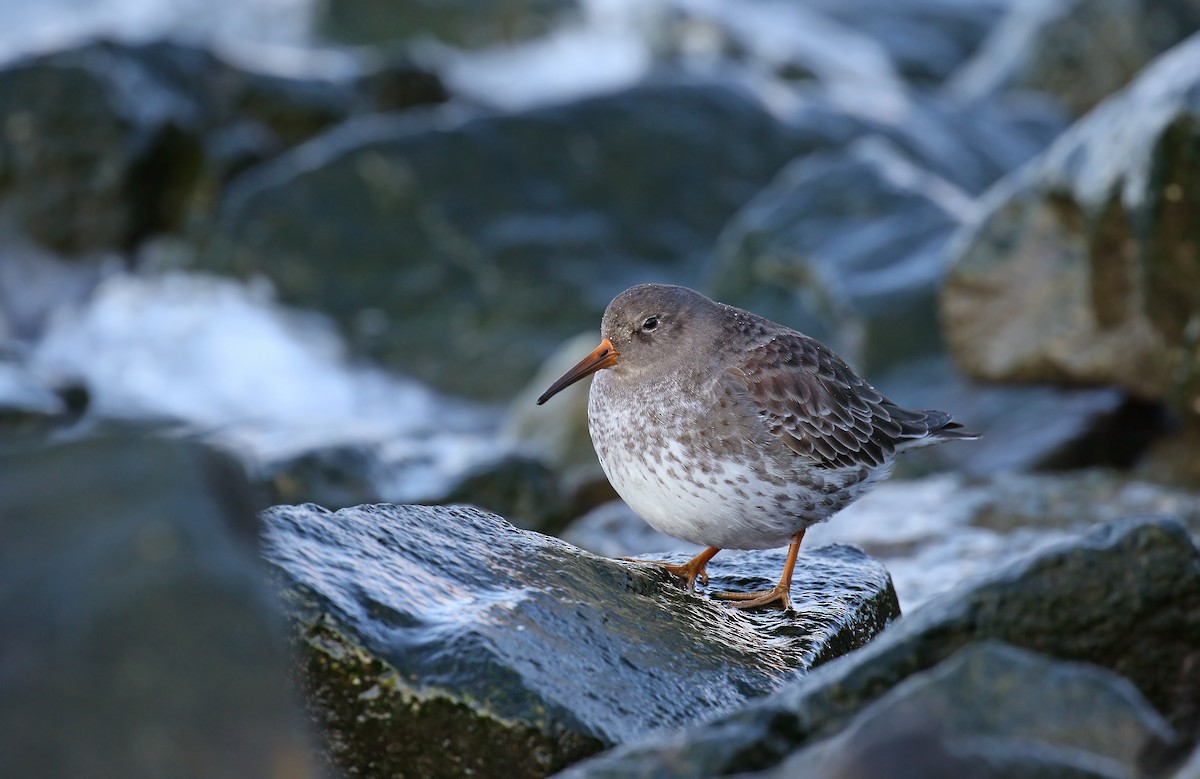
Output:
641,316,659,332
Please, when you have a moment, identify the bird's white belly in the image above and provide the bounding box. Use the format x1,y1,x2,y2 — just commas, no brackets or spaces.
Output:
588,378,825,550
601,441,792,549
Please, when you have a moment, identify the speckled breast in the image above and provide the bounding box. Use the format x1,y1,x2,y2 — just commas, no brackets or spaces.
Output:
587,369,865,550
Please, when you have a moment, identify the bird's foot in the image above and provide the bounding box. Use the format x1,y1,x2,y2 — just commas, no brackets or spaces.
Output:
713,584,791,611
623,546,720,592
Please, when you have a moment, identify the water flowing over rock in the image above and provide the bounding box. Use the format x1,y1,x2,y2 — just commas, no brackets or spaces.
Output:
261,502,900,778
561,517,1200,776
942,33,1200,426
947,0,1200,117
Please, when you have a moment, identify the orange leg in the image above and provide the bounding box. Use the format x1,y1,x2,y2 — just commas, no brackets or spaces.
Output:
626,546,721,591
714,529,805,610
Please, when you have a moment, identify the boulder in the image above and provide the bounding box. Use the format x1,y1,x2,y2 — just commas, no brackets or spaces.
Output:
753,643,1176,779
560,516,1200,776
0,434,316,777
261,502,901,778
946,0,1200,117
707,137,973,376
0,42,205,253
316,0,581,48
198,80,855,399
0,38,446,256
942,34,1200,425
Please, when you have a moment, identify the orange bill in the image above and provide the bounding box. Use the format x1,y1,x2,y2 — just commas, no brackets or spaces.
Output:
536,337,619,405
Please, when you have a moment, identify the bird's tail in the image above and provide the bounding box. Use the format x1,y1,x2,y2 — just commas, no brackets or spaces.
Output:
892,408,980,452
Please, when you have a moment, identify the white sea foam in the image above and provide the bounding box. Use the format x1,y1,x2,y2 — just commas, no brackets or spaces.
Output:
29,270,497,500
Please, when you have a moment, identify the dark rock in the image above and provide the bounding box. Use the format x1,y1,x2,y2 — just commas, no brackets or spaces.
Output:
199,81,855,399
0,42,205,254
0,358,85,435
707,137,972,376
267,442,384,509
0,38,447,256
751,643,1176,779
317,0,581,48
439,451,572,534
1175,743,1200,779
559,517,1200,776
877,356,1162,477
0,434,316,777
261,502,900,778
837,91,1067,197
946,0,1200,117
942,34,1200,426
654,3,903,92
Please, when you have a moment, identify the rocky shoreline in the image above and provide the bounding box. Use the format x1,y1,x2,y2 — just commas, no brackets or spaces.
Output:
3,0,1200,776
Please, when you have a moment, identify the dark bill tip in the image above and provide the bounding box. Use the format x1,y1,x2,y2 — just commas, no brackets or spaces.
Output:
536,337,619,405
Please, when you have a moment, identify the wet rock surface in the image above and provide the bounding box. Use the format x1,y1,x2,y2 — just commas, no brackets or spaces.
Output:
562,517,1200,777
261,502,900,778
754,642,1176,779
943,33,1200,425
0,434,316,778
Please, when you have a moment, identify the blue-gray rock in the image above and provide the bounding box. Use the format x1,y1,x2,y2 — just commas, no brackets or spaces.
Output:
317,0,580,48
707,137,972,376
261,502,900,778
942,33,1200,425
0,38,445,255
198,80,858,399
749,643,1176,779
0,434,316,778
946,0,1200,117
559,517,1200,776
812,0,1013,85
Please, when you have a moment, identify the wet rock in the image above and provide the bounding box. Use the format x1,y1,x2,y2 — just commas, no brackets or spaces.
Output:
811,0,1012,85
261,502,900,778
707,137,973,376
0,358,86,435
200,80,853,399
0,38,446,256
1175,744,1200,779
0,42,205,253
753,643,1176,779
656,3,903,94
560,517,1200,776
438,451,572,534
942,35,1200,426
317,0,580,48
0,434,316,777
878,356,1163,477
946,0,1200,117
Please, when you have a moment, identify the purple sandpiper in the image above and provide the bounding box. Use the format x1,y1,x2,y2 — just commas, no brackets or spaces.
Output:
537,284,977,610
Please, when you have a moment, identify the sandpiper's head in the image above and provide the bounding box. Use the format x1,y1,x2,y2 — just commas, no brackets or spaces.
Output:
536,284,713,405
